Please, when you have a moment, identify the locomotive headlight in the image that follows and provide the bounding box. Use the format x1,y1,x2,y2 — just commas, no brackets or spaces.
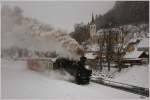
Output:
85,65,90,70
78,73,80,76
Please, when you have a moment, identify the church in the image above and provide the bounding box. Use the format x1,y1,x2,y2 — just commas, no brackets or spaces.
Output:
88,13,98,44
84,13,100,53
88,13,123,45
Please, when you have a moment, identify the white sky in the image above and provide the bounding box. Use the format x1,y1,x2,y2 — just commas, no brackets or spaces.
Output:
2,1,115,32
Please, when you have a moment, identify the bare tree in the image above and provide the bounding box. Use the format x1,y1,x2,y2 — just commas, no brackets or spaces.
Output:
98,28,114,71
98,34,104,71
115,27,126,72
106,29,114,71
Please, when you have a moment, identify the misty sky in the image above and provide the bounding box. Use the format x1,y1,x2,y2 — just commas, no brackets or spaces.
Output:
2,1,115,32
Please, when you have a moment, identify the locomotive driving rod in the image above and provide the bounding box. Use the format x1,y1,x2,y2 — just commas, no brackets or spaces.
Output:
91,77,149,97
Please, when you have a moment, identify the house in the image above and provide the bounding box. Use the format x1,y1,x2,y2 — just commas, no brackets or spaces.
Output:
85,52,98,69
137,38,149,52
137,38,149,63
123,50,149,65
27,57,55,71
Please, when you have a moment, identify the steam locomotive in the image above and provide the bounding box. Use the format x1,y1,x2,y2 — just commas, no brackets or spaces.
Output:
27,56,92,84
53,56,92,84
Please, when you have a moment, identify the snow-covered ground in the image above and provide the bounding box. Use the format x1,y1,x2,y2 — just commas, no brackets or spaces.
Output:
1,59,144,99
112,65,149,88
92,65,149,88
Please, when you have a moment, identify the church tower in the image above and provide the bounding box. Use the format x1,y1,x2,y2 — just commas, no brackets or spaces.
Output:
89,13,96,43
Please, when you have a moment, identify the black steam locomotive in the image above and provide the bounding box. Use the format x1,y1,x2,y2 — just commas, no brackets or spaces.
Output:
53,56,92,84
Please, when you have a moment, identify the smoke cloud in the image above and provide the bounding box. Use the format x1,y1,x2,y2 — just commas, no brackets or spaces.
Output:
45,70,75,81
1,5,83,60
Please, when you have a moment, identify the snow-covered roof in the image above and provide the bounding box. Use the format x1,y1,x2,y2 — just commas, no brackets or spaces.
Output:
97,28,122,36
85,53,97,59
128,38,138,43
137,38,149,49
124,50,144,59
87,44,99,52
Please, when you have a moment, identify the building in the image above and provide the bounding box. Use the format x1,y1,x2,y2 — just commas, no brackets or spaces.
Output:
123,50,149,65
96,28,125,62
85,52,98,69
137,38,149,52
27,58,55,71
137,38,149,63
89,13,97,44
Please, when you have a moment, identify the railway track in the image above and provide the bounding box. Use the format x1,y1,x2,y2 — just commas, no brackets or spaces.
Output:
91,77,149,97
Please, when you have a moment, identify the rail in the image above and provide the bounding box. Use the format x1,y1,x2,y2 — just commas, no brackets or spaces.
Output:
91,77,149,97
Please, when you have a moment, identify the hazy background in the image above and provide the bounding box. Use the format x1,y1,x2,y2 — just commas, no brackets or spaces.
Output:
2,1,115,32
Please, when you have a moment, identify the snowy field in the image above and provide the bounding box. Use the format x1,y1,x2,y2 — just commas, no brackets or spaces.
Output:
1,59,145,99
93,65,149,88
112,65,149,88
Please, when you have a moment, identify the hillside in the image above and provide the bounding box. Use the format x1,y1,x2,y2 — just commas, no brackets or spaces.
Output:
70,1,149,44
95,1,149,29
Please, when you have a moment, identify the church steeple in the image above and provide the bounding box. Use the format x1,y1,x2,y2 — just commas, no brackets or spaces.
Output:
89,12,96,44
91,12,95,24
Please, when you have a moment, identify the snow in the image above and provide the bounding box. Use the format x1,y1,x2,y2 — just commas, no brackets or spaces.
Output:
124,50,143,59
85,53,97,59
112,65,149,88
1,59,141,99
137,38,149,49
87,44,99,52
129,38,138,43
93,65,149,88
92,67,119,79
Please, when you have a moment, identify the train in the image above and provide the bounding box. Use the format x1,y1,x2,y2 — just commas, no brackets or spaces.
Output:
27,56,92,85
53,56,92,84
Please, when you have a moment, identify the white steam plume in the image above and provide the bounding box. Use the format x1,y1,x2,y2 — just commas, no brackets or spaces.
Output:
1,5,84,60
